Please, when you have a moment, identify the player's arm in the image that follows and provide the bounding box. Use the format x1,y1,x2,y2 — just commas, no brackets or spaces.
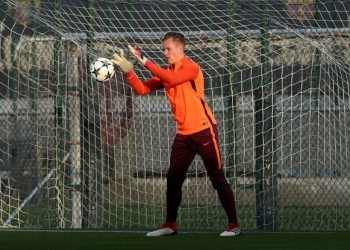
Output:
128,45,199,87
147,62,199,88
126,71,163,95
111,49,163,95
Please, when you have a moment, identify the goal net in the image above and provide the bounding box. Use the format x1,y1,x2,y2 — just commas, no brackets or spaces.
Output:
0,0,350,231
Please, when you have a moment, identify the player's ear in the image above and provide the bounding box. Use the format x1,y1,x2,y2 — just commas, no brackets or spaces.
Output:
177,44,184,52
174,41,183,51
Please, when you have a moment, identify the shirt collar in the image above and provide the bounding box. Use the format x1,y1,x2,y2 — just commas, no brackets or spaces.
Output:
170,56,190,70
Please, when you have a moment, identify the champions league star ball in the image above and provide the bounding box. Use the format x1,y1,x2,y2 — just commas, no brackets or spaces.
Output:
90,58,115,82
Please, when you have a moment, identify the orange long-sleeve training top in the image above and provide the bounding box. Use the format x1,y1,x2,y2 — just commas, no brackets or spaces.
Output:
126,56,217,135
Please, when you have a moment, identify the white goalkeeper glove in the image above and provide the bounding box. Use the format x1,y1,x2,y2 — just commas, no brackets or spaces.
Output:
125,50,139,66
128,45,153,68
111,49,134,73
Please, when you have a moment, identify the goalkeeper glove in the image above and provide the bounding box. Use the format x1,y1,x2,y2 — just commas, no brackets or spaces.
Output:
111,49,134,73
125,50,139,66
128,45,153,68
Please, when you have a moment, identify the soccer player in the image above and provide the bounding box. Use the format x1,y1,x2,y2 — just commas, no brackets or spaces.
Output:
111,32,241,237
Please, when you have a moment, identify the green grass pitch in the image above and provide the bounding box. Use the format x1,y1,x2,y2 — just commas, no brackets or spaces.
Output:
0,230,349,250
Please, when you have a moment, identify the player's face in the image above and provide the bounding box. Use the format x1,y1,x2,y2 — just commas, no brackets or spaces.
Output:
163,38,184,64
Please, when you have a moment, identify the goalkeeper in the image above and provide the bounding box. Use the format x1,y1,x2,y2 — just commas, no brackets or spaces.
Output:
112,32,241,237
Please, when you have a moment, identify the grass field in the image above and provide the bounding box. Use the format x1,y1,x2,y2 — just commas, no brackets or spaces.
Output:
0,229,349,250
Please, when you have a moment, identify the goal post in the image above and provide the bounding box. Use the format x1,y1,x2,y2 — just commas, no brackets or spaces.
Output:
1,0,350,231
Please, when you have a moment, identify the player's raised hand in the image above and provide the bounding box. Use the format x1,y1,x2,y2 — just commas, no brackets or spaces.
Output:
111,49,134,73
124,50,139,66
128,45,149,66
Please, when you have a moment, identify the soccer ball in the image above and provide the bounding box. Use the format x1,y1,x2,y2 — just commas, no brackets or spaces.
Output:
89,57,115,82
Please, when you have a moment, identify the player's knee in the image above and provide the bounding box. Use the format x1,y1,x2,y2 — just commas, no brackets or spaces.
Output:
208,171,228,190
167,177,184,191
211,179,229,190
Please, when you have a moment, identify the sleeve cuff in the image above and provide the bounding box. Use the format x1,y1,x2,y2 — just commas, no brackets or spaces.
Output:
125,70,136,79
144,60,155,70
